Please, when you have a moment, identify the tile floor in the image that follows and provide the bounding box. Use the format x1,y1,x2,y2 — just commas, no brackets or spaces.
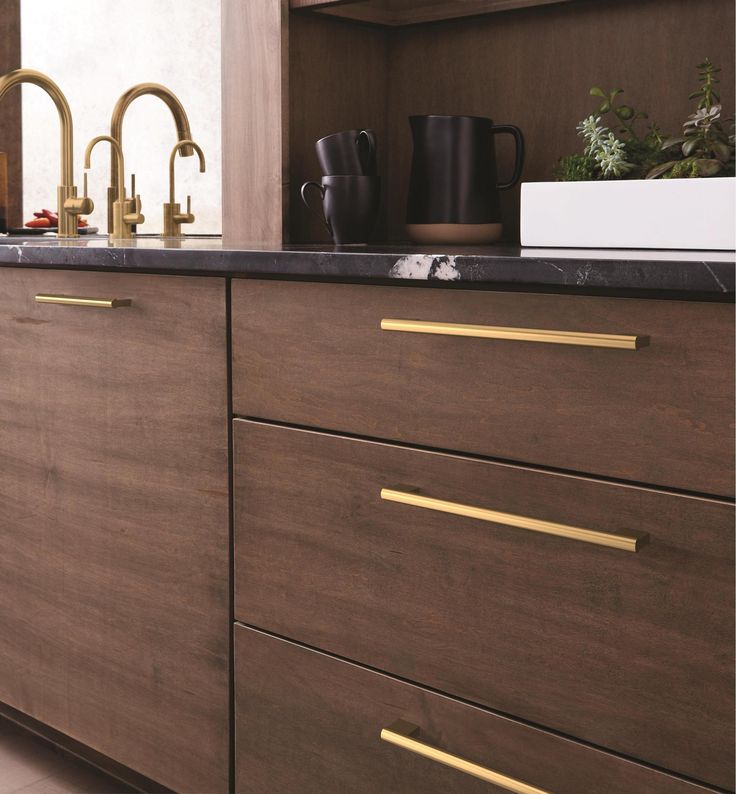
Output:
0,718,133,794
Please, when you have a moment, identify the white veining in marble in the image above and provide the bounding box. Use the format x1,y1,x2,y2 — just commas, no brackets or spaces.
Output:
389,254,461,280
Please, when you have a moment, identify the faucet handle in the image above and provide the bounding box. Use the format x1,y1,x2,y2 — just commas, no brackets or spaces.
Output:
173,195,195,225
64,172,94,216
123,175,145,226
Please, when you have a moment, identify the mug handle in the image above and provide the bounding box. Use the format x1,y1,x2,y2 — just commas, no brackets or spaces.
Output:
492,125,525,190
300,181,332,235
357,129,376,174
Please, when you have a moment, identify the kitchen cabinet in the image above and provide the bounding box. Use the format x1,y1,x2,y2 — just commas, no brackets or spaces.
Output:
0,268,229,793
232,276,734,793
235,624,717,793
222,0,734,243
233,419,734,788
232,280,735,496
0,253,731,794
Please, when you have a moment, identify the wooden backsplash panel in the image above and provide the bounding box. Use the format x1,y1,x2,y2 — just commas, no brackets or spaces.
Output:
289,14,388,243
385,0,735,241
0,1,22,228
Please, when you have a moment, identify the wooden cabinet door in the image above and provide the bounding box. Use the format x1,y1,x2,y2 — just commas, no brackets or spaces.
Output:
235,624,717,794
234,419,734,790
0,269,229,793
232,280,735,497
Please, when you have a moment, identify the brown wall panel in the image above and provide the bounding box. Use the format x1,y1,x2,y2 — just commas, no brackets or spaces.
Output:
244,0,735,244
385,0,735,240
0,1,22,228
289,13,389,242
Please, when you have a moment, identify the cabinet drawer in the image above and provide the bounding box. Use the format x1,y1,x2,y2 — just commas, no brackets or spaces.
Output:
235,625,718,793
0,269,229,793
232,280,734,496
234,420,734,789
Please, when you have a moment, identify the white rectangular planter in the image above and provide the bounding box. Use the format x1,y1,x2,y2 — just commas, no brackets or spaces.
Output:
521,177,735,250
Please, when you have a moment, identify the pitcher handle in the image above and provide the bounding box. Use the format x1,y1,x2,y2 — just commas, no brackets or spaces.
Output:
492,125,525,190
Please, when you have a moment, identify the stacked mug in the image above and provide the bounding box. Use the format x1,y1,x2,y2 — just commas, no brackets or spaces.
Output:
301,129,379,245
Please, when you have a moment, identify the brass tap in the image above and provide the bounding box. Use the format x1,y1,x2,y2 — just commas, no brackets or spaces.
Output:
85,135,144,240
0,68,92,237
107,83,193,235
163,140,205,238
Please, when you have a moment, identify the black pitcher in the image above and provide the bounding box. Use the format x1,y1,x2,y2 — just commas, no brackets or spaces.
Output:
406,115,524,244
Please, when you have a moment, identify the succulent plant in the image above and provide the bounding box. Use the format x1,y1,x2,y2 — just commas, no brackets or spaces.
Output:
646,60,735,179
576,115,633,178
555,59,734,182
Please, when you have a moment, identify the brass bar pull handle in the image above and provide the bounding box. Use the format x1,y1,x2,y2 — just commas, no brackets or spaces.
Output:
381,720,552,794
380,318,648,350
380,488,648,552
35,294,132,309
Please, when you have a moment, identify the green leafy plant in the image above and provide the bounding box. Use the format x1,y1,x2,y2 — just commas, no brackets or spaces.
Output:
646,59,735,178
554,59,734,182
555,87,664,180
575,115,633,177
589,86,649,138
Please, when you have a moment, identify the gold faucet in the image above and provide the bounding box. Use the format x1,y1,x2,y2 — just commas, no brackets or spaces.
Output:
107,83,193,235
164,140,205,238
85,135,144,240
0,68,92,237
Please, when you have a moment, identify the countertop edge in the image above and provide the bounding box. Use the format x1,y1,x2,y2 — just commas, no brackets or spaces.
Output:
0,242,733,298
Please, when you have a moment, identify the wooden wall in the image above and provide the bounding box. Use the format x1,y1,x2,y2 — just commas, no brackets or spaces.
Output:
286,0,734,244
289,14,388,243
0,1,22,228
384,0,735,240
222,0,289,245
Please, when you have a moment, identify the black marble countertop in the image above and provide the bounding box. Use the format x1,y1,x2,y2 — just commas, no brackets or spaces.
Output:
0,236,733,296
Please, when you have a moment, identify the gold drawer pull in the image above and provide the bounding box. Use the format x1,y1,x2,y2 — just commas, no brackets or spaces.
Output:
380,488,648,552
381,720,552,794
35,294,132,309
380,318,648,350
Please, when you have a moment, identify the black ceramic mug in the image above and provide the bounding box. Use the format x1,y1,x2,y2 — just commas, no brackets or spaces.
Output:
301,175,380,245
406,114,524,244
315,129,377,176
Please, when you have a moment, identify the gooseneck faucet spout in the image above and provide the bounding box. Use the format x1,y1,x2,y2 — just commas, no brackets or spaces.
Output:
0,68,90,237
86,135,144,240
107,83,193,234
163,139,205,238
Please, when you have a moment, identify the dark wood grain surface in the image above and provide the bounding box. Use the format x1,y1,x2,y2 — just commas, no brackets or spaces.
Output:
0,1,22,228
0,269,230,793
234,420,734,789
290,13,389,243
285,0,734,242
383,0,735,240
232,280,735,496
235,624,720,793
222,0,734,244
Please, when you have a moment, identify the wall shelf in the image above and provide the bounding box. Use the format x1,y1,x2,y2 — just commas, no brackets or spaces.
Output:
223,0,735,245
290,0,576,27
